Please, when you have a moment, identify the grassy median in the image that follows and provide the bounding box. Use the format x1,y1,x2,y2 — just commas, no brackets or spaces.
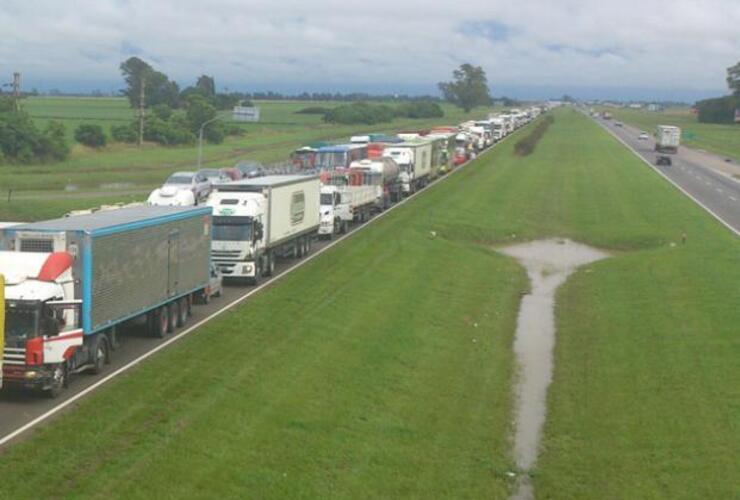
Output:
0,109,737,498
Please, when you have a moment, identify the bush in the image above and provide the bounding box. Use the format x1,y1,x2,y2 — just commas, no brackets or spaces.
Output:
40,121,69,160
296,106,330,115
111,123,138,143
396,101,444,119
74,124,107,148
514,115,553,156
224,123,245,137
144,116,195,145
151,104,173,121
0,99,70,163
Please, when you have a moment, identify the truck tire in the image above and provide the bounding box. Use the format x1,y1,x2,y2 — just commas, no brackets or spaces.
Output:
167,303,177,332
295,238,304,258
341,220,349,234
176,297,188,327
152,307,168,338
89,335,108,375
264,252,275,277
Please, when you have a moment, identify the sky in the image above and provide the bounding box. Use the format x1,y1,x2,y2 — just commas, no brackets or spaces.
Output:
0,0,738,101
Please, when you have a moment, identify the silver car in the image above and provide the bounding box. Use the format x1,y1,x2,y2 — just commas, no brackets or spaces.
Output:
164,171,211,203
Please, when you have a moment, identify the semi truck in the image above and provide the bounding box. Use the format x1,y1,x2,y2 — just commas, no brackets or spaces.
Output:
318,180,377,238
313,144,368,170
0,206,213,396
349,158,402,209
384,139,433,195
655,125,681,154
207,175,320,284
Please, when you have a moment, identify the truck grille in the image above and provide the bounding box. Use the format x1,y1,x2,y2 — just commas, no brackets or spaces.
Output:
215,262,237,275
212,250,242,259
3,347,26,366
20,239,54,253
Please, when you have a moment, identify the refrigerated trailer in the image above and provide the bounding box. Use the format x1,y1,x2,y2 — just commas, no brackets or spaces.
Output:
384,139,433,195
655,125,681,154
207,175,320,284
0,206,212,396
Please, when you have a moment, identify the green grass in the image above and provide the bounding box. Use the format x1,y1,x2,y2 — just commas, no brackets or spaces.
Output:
1,98,489,200
601,106,740,161
0,109,737,498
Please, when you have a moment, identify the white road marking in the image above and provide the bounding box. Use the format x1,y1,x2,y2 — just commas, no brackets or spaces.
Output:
0,117,520,448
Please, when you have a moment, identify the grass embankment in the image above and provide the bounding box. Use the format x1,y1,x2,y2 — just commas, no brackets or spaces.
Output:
0,109,737,498
603,106,740,161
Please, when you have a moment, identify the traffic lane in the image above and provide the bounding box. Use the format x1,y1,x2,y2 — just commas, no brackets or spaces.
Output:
0,226,350,437
600,119,740,232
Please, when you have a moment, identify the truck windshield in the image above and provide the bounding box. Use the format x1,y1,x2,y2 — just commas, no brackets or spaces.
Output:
5,302,40,342
320,193,334,205
213,216,253,241
315,152,347,169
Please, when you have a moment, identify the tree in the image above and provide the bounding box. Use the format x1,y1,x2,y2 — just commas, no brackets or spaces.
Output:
74,124,107,148
438,64,492,112
42,121,69,160
119,57,180,109
196,75,216,97
727,61,740,97
185,94,224,143
0,98,69,163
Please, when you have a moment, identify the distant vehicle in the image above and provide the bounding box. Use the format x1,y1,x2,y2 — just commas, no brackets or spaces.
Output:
656,155,672,166
148,171,210,206
235,160,266,178
220,167,244,181
614,121,623,127
655,125,681,154
638,131,649,140
197,168,231,185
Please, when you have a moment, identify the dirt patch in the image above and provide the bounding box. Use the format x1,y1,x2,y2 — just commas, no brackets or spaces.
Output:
514,116,554,157
498,238,609,500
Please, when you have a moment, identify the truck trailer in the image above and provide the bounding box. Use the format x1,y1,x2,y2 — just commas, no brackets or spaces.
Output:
318,182,377,238
384,139,433,195
0,206,213,396
207,175,320,284
655,125,681,154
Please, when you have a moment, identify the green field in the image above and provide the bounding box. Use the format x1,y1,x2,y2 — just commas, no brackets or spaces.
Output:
0,109,737,498
602,106,740,161
0,98,488,221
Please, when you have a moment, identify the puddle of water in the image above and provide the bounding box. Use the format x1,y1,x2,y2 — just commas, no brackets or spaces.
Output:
499,238,608,500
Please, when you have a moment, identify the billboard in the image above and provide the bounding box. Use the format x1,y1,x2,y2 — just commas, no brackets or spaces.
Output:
233,106,261,122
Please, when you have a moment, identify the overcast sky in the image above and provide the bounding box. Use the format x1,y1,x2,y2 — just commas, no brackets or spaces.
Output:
0,0,738,100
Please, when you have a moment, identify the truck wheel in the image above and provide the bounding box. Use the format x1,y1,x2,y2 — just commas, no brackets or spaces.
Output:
176,298,188,327
45,363,68,399
264,253,275,277
89,336,108,375
303,238,310,256
167,303,177,332
295,238,304,258
152,307,168,338
342,221,349,234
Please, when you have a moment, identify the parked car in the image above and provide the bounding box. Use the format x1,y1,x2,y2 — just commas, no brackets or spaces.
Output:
197,168,231,186
161,171,211,204
220,167,244,181
638,131,649,140
235,160,266,178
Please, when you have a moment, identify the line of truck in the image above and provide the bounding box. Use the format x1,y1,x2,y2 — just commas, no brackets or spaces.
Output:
1,105,547,398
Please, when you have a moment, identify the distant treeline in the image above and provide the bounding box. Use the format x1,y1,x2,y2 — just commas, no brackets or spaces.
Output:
296,101,445,125
695,95,739,124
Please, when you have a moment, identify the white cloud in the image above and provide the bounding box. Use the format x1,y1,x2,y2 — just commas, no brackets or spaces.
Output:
0,0,737,96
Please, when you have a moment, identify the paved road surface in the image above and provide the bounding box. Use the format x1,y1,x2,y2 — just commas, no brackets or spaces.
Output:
596,117,740,235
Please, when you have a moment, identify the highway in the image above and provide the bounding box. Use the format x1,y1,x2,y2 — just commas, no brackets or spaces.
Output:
0,125,515,448
594,116,740,235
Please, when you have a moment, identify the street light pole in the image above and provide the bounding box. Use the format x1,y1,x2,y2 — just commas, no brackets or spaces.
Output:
197,113,227,169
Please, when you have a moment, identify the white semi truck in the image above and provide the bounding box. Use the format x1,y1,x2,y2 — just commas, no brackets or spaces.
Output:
318,183,376,238
207,175,320,284
384,139,433,195
0,206,213,396
655,125,681,154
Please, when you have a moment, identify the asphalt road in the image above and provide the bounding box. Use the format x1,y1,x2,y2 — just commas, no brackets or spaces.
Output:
595,117,740,235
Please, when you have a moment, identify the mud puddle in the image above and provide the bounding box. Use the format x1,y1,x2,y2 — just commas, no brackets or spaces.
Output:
499,239,608,499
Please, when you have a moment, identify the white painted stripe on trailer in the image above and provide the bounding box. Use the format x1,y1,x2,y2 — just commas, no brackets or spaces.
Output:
593,116,739,237
0,117,525,448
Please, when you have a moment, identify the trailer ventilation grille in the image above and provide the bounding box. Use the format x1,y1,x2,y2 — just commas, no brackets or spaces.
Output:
19,238,54,253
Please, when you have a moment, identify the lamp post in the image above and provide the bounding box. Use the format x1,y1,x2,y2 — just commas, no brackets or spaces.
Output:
197,113,227,169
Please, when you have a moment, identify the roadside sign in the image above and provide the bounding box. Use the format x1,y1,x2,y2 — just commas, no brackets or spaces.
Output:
233,106,260,122
0,274,4,389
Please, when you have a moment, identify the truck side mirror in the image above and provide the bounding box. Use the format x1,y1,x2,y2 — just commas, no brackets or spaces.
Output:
254,222,264,241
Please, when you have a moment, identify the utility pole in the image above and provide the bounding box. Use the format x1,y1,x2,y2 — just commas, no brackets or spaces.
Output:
197,114,226,169
11,72,21,112
137,75,146,147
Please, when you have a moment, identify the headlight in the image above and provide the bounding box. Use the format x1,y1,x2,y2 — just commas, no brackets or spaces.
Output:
25,371,39,379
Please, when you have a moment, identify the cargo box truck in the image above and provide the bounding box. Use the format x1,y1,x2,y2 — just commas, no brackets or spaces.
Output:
0,206,213,396
207,175,320,284
655,125,681,154
384,139,433,195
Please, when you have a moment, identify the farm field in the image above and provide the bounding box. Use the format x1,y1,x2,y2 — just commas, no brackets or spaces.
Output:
0,98,489,221
604,106,740,161
0,109,737,498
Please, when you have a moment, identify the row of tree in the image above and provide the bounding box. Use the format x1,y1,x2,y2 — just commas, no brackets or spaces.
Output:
319,101,445,125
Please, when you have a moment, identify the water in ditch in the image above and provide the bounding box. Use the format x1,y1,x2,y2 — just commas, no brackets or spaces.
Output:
499,239,609,500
